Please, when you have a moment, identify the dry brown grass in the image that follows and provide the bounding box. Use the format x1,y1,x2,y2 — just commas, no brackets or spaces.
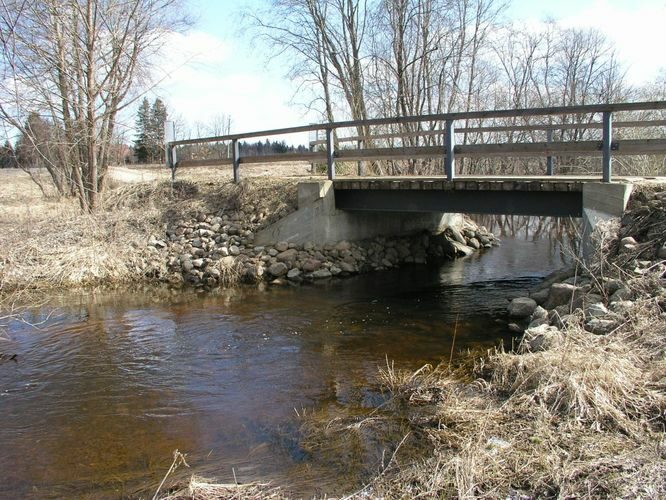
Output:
300,207,666,499
0,168,299,298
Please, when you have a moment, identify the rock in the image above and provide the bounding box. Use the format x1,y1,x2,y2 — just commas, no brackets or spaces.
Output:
609,300,634,314
181,259,194,272
304,241,315,251
586,318,617,335
527,317,549,329
451,241,475,257
275,241,289,252
268,262,288,277
191,238,203,248
339,261,356,273
219,246,229,257
276,248,298,264
609,287,632,303
449,228,467,245
530,288,550,306
229,245,240,256
335,240,351,251
508,297,538,318
621,236,637,246
521,324,563,352
467,237,481,249
330,266,342,276
302,259,322,272
585,302,609,319
312,269,332,279
658,243,666,260
286,268,301,280
531,306,548,321
508,323,524,333
268,248,278,257
544,283,584,310
192,258,205,268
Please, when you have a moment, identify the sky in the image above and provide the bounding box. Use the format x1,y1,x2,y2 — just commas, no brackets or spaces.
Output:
145,0,666,145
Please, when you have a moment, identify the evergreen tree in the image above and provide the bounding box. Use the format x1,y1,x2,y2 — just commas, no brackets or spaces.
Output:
150,98,168,162
0,140,17,168
134,97,151,163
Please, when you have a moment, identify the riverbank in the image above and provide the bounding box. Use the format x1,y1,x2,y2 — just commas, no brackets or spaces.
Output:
0,168,497,298
300,185,664,498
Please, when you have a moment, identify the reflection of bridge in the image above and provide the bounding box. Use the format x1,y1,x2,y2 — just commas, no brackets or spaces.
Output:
167,101,666,246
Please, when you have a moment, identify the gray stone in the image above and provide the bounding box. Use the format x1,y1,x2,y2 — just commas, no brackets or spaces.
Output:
609,287,632,303
339,262,356,273
449,228,467,245
621,236,637,246
531,305,548,321
276,248,298,264
467,237,481,249
275,241,289,252
302,259,322,272
330,266,342,276
585,302,609,319
286,268,301,280
304,241,315,251
268,248,278,257
527,317,549,329
229,245,240,256
312,269,332,279
544,283,584,310
508,297,538,318
451,241,475,257
657,243,666,260
609,300,634,314
530,288,550,306
191,238,203,248
508,323,524,333
192,258,205,268
521,324,563,352
335,240,351,251
181,259,194,272
268,262,288,277
586,318,617,335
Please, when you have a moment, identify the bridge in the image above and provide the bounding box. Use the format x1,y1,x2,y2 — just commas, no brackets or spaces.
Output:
166,101,666,245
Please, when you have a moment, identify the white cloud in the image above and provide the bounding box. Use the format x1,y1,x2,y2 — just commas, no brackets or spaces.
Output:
148,30,314,145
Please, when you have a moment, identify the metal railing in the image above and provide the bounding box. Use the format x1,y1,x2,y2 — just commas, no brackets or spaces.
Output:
166,101,666,183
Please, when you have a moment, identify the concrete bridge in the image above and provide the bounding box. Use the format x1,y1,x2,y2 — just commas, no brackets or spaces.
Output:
166,101,666,246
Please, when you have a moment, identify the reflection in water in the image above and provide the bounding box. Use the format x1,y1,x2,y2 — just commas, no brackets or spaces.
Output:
0,220,572,498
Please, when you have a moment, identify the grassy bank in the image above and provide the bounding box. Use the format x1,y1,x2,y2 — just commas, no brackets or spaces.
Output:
290,186,666,499
0,167,300,297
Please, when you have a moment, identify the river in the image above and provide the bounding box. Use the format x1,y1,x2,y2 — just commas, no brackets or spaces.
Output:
0,219,573,498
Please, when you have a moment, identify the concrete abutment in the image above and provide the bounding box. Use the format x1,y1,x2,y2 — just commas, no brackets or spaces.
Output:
255,181,461,245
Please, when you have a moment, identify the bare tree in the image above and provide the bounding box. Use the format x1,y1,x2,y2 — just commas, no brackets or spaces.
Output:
0,0,188,211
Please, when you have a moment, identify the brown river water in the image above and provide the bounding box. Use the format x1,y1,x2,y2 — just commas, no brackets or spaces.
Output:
0,223,572,498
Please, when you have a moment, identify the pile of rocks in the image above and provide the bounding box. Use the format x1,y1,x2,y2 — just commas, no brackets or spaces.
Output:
145,209,500,288
506,187,666,344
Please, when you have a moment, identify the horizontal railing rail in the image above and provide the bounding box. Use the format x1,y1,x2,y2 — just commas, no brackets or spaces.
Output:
166,101,666,183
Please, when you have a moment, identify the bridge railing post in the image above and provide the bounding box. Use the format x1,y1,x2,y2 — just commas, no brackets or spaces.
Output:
357,138,364,176
602,111,613,182
326,127,336,180
546,128,554,176
444,119,455,181
232,138,240,183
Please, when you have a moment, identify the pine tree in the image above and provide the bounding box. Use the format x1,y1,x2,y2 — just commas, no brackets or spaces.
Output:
134,98,151,163
150,98,168,163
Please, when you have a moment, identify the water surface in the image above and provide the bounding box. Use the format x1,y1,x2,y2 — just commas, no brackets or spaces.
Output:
0,226,571,498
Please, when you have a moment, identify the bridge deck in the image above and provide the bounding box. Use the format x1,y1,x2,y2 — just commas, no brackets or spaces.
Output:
331,176,663,217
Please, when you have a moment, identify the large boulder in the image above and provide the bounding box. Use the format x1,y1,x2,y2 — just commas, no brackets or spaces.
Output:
544,283,584,310
508,297,538,318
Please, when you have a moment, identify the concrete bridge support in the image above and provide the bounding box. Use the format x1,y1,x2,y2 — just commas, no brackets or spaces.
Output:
255,181,461,245
581,183,634,261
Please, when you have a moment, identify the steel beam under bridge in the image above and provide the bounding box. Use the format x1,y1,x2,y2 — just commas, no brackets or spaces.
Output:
333,178,586,217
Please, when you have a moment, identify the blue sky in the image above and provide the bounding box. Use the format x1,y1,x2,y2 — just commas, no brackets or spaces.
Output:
147,0,665,144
